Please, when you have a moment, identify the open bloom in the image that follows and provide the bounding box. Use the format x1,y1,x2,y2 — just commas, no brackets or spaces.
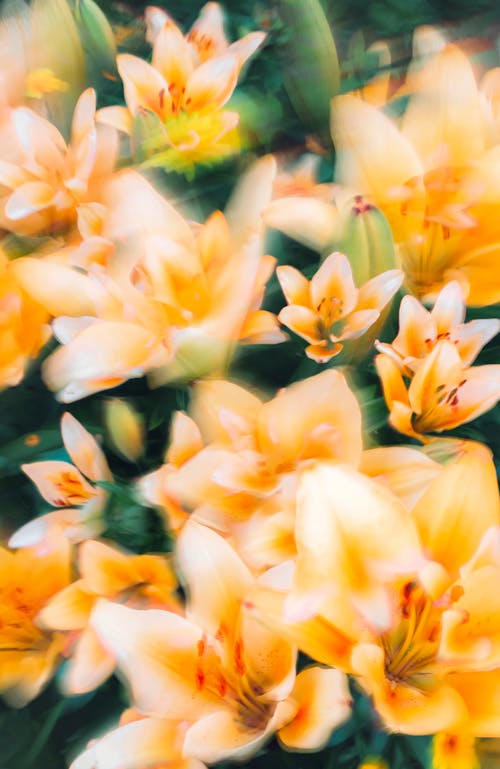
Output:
98,3,265,172
252,448,500,739
40,158,284,401
38,539,179,694
277,251,403,362
10,412,112,547
0,88,116,237
0,535,70,706
376,339,500,440
375,280,499,373
88,522,351,764
331,42,500,305
139,369,362,553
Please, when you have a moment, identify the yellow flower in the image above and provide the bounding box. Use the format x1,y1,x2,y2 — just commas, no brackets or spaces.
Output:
376,280,499,374
0,88,116,237
9,412,112,547
24,68,68,99
97,3,265,170
0,535,70,706
277,251,402,362
38,539,179,694
375,340,500,440
432,733,478,769
88,522,350,764
331,42,500,305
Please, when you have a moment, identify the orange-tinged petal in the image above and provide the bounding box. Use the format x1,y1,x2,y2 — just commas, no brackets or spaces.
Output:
189,379,262,445
431,280,465,333
10,258,96,317
331,95,423,201
276,265,311,307
184,709,271,764
278,305,321,344
227,32,266,68
90,600,219,719
412,443,500,575
117,53,171,118
263,197,338,252
278,666,352,750
38,580,95,630
70,715,195,769
455,319,500,367
356,270,404,312
22,460,96,507
446,670,500,736
97,105,134,134
295,462,423,632
305,342,342,362
310,252,358,317
61,413,111,483
166,411,204,465
338,308,380,340
188,2,228,60
184,54,238,112
79,540,142,595
71,88,97,146
5,181,55,220
375,353,410,408
360,446,441,510
153,20,194,92
351,643,467,735
257,370,363,469
64,627,116,694
176,521,252,638
239,310,288,344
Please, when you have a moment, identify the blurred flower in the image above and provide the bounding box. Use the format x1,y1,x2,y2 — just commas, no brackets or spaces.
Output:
98,3,265,173
41,158,285,401
0,88,117,237
139,369,362,540
89,522,350,763
0,250,50,388
331,41,500,305
104,398,145,462
277,251,402,362
376,281,499,374
273,153,336,202
251,449,500,739
39,539,179,694
376,339,500,440
10,412,112,547
0,535,70,706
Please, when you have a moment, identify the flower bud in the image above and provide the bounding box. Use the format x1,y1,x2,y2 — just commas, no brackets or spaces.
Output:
104,399,144,462
332,195,398,284
274,0,340,138
74,0,117,83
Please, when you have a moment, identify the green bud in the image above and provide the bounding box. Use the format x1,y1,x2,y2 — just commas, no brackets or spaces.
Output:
274,0,340,139
331,196,398,285
104,399,145,462
74,0,117,83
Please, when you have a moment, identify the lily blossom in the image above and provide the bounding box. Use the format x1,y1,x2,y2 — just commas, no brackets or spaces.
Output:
330,42,500,305
98,3,265,170
89,522,351,763
38,539,179,694
0,534,71,706
0,88,116,237
375,340,500,440
375,280,499,373
9,412,112,547
277,251,403,362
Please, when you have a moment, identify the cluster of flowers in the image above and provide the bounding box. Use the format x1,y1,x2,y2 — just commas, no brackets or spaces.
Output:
0,2,500,769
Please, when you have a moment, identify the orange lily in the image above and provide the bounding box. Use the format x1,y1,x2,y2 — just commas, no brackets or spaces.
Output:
98,3,265,171
0,250,50,388
38,539,179,694
41,158,284,401
9,412,112,547
277,251,403,362
375,280,499,373
0,88,116,237
89,522,351,763
375,340,500,440
0,534,70,706
331,43,500,305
